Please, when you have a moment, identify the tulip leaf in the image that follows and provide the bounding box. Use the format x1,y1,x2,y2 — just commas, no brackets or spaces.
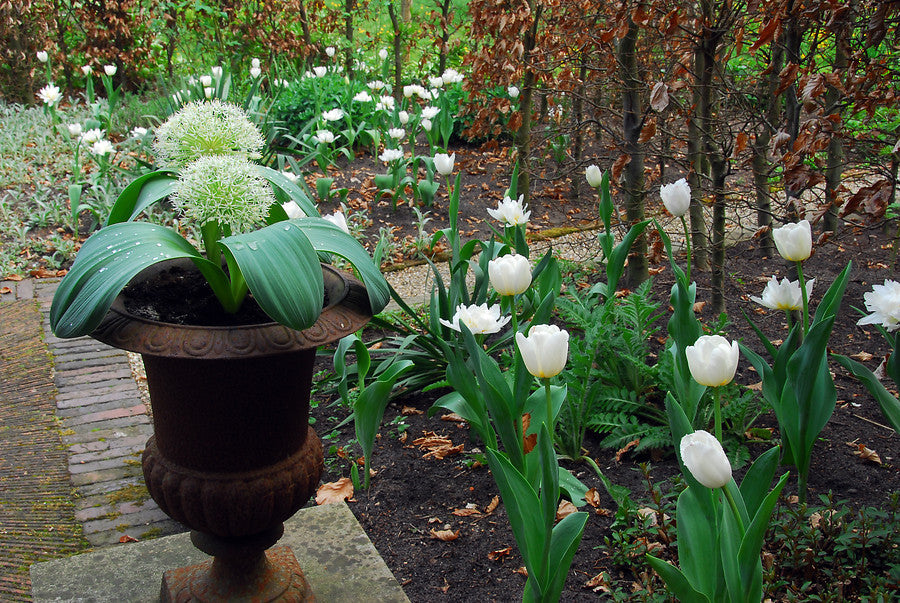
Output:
675,485,721,599
739,445,781,518
49,222,226,339
545,510,588,601
738,472,789,602
833,354,900,433
334,334,371,403
523,385,567,433
812,261,851,325
665,394,713,496
484,447,544,576
719,497,745,603
606,219,650,299
645,555,709,603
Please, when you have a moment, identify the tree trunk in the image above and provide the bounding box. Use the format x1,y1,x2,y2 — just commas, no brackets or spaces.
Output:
823,7,849,235
343,0,355,78
515,2,542,206
571,61,587,200
783,0,803,219
388,2,402,104
687,20,710,272
710,153,727,316
401,0,411,21
752,39,783,257
619,16,648,288
437,0,451,74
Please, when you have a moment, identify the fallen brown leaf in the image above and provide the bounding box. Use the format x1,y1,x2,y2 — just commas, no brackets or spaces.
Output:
440,412,466,423
401,406,424,415
429,528,460,541
847,441,882,465
316,477,354,505
488,547,512,561
0,286,11,295
556,500,578,521
514,566,528,577
615,438,640,463
412,431,464,459
850,351,875,362
584,488,602,508
3,274,23,282
584,572,612,593
693,301,707,313
119,534,139,543
452,507,482,517
485,495,500,514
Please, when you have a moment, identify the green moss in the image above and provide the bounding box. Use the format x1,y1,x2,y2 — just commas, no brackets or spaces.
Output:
105,484,149,505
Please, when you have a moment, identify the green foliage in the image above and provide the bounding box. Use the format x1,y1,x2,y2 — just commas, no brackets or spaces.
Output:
764,493,900,601
556,278,668,458
270,74,367,143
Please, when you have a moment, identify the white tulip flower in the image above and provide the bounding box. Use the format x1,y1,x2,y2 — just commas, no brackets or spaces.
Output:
388,127,405,140
282,201,306,219
251,58,261,69
325,46,336,57
420,118,433,132
441,68,464,84
322,108,344,122
313,66,327,78
323,211,350,234
81,65,92,75
130,126,148,138
660,178,691,217
516,324,569,379
249,67,261,79
211,66,223,78
585,164,603,188
367,80,385,91
750,276,815,311
90,139,114,156
80,128,104,144
199,75,212,87
857,279,900,332
773,220,812,262
440,303,510,334
488,254,532,296
487,195,530,227
314,130,336,144
67,123,83,137
379,48,389,60
398,110,410,125
37,51,49,63
103,64,117,77
379,148,404,163
508,85,520,99
433,152,455,175
353,91,373,103
421,106,440,120
680,430,732,489
37,83,61,105
203,86,213,99
685,335,739,387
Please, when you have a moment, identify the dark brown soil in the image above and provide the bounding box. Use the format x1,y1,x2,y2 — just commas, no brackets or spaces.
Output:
309,222,900,602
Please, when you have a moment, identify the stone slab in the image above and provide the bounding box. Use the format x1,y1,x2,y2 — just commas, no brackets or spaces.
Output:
30,502,409,603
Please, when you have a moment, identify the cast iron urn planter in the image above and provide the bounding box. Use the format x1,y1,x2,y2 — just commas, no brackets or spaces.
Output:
90,260,374,601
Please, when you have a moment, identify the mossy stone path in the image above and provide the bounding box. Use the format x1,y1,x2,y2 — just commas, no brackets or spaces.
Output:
1,279,182,601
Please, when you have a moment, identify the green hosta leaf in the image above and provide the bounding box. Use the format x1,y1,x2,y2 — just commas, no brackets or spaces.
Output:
255,166,318,218
294,218,390,315
106,170,178,225
50,222,224,338
221,221,323,330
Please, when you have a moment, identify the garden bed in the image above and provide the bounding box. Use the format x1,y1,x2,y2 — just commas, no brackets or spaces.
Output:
310,224,899,601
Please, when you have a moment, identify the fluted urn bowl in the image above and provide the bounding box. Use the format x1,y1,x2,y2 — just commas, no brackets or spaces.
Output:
90,260,373,601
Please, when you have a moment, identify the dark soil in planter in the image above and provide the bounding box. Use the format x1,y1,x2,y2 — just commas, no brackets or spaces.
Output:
308,224,899,602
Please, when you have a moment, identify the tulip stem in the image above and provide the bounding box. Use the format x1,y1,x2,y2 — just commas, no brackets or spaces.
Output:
784,309,793,333
722,484,745,535
714,386,723,443
796,260,809,336
680,215,691,283
544,378,554,433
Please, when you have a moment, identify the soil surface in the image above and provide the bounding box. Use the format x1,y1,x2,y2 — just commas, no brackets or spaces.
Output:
308,222,900,602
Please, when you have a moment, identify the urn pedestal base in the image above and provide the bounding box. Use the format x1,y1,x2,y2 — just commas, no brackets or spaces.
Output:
161,545,315,602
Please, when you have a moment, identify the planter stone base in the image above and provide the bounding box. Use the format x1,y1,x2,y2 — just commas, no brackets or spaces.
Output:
30,502,409,603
